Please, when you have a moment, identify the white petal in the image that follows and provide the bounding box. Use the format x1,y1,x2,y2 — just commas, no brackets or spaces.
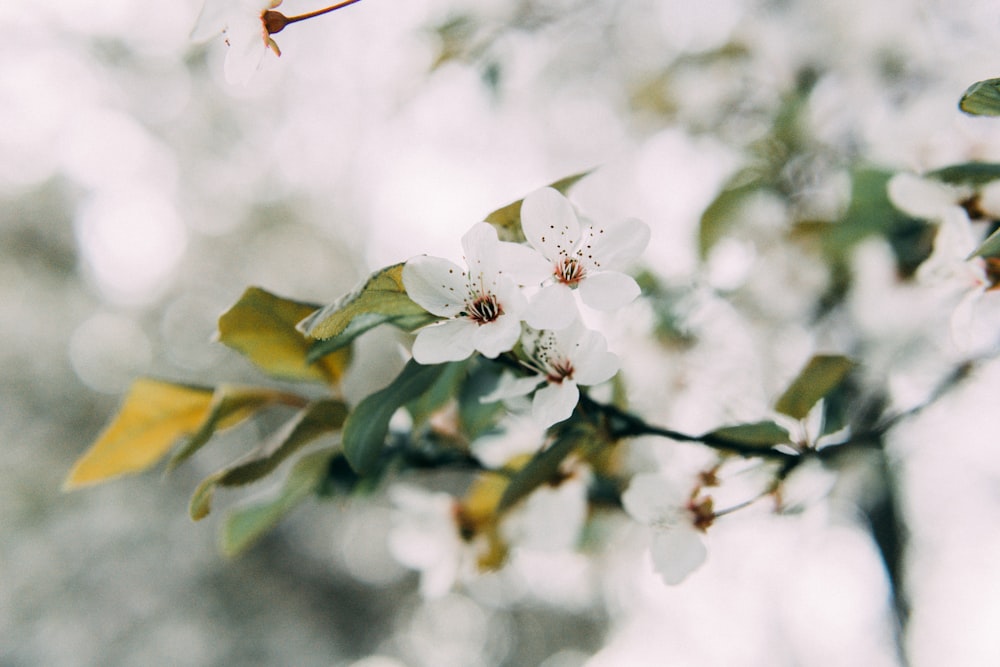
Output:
480,371,545,403
473,313,523,358
402,256,467,317
502,476,588,551
493,276,528,316
650,524,707,585
462,222,503,278
570,330,620,386
525,284,579,330
586,217,651,270
222,21,269,85
578,271,640,311
887,172,963,219
412,320,477,363
531,381,580,426
498,241,552,286
621,473,687,525
520,188,582,262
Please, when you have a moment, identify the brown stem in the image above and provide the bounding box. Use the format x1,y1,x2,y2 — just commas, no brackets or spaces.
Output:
283,0,364,25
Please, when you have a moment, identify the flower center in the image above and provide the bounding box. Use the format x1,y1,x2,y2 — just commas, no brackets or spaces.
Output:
545,358,574,384
466,294,503,324
554,257,586,286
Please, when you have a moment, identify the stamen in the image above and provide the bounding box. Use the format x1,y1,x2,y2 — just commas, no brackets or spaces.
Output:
555,257,586,286
467,294,503,324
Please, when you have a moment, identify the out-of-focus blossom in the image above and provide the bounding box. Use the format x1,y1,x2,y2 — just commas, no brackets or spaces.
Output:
501,465,591,553
387,485,468,598
513,187,651,330
403,223,528,364
191,0,283,84
482,323,620,427
621,472,713,585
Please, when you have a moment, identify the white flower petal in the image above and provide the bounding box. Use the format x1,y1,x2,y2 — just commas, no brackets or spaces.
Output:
462,222,503,278
586,217,651,270
223,22,269,85
621,473,688,525
577,271,640,311
412,319,478,363
520,188,582,263
480,371,545,403
887,172,964,219
650,524,707,585
525,283,578,330
402,256,468,317
531,381,580,426
502,475,588,551
473,313,523,358
498,241,552,286
570,330,620,386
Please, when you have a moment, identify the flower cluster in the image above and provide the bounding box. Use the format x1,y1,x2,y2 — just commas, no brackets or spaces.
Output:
401,187,650,427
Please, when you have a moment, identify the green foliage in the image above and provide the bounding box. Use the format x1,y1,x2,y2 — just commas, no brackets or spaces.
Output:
220,447,338,557
704,421,792,448
960,78,1000,117
299,263,438,358
971,228,1000,259
167,385,305,471
775,355,856,420
497,429,582,512
342,359,450,475
189,399,348,520
927,162,1000,186
218,287,350,384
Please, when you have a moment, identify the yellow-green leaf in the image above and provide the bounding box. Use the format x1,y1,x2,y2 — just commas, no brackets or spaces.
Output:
64,379,214,490
484,170,593,242
189,399,348,520
703,421,792,448
218,286,350,384
498,430,581,512
960,78,1000,117
298,264,439,358
775,355,856,420
167,384,307,472
220,447,336,557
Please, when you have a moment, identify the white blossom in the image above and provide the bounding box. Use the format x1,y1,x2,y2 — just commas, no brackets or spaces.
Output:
482,323,620,427
514,187,650,330
402,223,528,364
191,0,283,85
621,472,712,585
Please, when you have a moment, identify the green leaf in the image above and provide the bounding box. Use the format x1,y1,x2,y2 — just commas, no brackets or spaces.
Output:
497,431,580,513
698,180,767,259
64,379,214,489
960,78,1000,117
189,399,348,520
484,170,593,242
220,447,336,557
167,385,305,472
971,227,1000,259
342,359,450,474
704,421,792,448
927,162,1000,186
218,287,350,384
406,360,466,427
775,355,856,420
298,263,439,359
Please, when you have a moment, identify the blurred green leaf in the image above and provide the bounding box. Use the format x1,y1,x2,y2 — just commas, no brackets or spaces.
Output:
342,359,449,474
484,170,593,242
960,78,1000,117
218,287,350,384
927,162,1000,186
65,379,214,489
458,361,507,440
406,360,466,427
775,355,856,420
497,430,580,513
971,227,1000,259
704,421,792,448
189,399,348,520
167,385,305,471
698,180,767,259
299,263,438,360
220,447,337,557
